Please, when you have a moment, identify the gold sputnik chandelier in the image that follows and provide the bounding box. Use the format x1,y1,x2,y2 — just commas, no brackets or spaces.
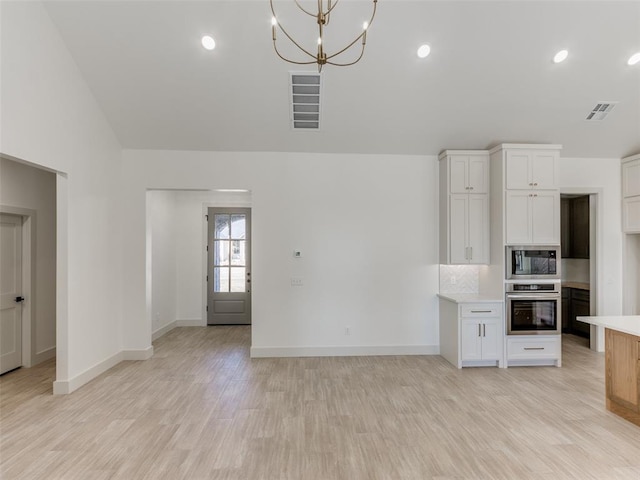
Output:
270,0,378,72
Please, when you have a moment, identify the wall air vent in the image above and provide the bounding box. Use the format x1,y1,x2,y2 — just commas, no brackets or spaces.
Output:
290,73,321,130
585,102,618,121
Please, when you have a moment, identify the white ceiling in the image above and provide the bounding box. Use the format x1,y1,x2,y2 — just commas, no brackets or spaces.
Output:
43,0,640,158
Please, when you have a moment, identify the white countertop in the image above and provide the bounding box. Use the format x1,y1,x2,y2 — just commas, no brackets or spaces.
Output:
438,293,504,304
576,315,640,337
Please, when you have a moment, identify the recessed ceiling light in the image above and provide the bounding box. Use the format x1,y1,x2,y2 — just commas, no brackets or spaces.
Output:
553,49,568,63
201,35,216,51
417,44,431,59
628,52,640,66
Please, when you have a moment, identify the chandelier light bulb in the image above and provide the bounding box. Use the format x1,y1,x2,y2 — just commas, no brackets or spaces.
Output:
553,49,568,63
628,52,640,66
363,21,368,30
318,37,322,45
271,17,277,26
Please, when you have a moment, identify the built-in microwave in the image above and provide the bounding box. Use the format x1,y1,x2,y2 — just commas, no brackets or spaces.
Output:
506,246,560,280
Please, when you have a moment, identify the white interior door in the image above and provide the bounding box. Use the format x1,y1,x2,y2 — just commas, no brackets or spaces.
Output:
207,207,251,325
1,214,23,374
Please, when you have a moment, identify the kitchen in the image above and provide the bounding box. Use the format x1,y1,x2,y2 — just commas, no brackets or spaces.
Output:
438,146,639,374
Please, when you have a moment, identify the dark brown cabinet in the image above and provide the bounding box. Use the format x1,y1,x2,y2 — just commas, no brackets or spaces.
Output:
560,196,590,259
562,287,590,338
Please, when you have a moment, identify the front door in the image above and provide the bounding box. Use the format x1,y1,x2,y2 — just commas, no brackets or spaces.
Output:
207,208,251,325
0,214,23,374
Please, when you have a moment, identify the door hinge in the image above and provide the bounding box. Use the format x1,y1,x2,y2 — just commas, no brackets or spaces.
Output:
205,214,209,221
206,275,209,282
206,305,208,312
206,245,208,251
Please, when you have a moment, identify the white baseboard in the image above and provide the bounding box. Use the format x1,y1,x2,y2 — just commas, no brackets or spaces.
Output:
52,345,154,395
250,344,439,358
122,346,154,361
152,321,177,341
53,350,124,395
176,319,205,327
33,346,56,365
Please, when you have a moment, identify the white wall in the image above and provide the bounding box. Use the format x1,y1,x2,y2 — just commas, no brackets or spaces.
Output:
0,1,124,392
559,158,624,317
562,259,590,283
0,157,56,364
147,190,177,336
122,150,440,356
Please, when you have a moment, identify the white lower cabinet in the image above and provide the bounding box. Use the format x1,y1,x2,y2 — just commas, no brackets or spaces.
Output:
506,335,562,367
439,299,504,368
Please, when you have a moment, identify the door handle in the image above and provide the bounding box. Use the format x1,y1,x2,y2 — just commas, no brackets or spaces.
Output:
15,296,25,303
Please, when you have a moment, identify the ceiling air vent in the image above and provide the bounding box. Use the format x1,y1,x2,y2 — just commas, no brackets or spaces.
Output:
586,102,618,121
290,73,321,130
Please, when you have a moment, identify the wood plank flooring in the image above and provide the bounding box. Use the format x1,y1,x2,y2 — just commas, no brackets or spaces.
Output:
1,328,639,479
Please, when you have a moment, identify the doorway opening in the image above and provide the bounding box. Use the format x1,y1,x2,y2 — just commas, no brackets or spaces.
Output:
146,190,252,341
560,192,598,348
0,156,57,383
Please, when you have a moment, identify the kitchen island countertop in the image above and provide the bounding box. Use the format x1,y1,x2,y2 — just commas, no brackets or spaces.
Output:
577,315,640,337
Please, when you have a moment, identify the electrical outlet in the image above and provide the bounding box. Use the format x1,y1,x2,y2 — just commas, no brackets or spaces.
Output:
291,277,303,286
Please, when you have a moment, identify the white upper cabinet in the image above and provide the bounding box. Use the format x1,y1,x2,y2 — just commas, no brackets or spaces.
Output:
622,156,640,198
497,145,561,245
439,151,490,264
506,150,559,190
622,154,640,233
505,185,560,245
449,154,489,194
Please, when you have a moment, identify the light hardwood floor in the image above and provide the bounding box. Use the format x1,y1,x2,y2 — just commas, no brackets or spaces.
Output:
1,328,639,480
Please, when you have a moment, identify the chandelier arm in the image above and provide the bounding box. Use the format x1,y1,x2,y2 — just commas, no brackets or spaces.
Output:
291,0,318,18
325,0,377,60
325,0,340,16
327,44,366,67
275,22,318,60
273,41,318,65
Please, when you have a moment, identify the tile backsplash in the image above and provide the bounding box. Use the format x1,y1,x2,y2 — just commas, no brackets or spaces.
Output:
439,265,480,294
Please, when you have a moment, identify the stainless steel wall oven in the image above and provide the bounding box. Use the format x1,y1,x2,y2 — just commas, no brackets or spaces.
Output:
506,281,561,335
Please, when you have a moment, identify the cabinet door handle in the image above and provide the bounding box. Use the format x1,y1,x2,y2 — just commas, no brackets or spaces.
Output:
534,182,538,186
471,310,492,313
478,324,482,337
482,324,486,337
469,247,473,259
524,347,545,351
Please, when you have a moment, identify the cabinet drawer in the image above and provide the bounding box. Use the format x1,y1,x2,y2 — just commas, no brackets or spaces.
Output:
461,303,502,317
507,336,560,359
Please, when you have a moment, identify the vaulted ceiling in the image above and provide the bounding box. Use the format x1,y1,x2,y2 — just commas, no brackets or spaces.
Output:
43,1,640,158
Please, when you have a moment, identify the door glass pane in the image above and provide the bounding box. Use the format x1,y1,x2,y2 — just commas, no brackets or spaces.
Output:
215,215,230,239
214,267,229,293
230,215,246,239
231,240,245,266
230,267,245,292
214,241,230,266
